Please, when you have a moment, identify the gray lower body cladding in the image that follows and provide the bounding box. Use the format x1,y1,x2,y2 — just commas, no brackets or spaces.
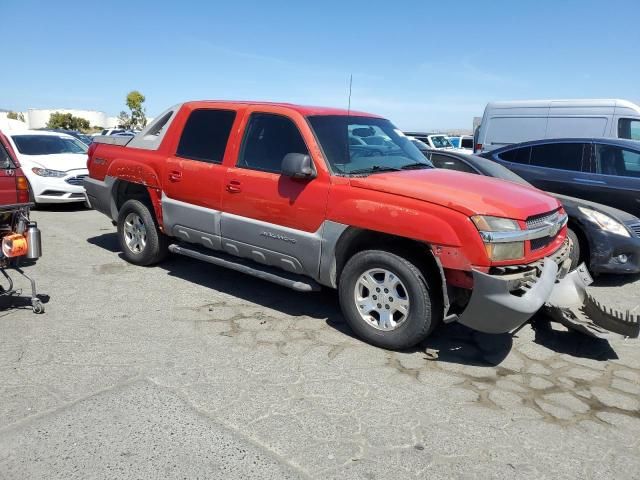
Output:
83,176,118,220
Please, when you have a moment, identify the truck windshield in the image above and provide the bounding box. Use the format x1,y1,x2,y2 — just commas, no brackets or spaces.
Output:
12,135,88,155
307,115,433,175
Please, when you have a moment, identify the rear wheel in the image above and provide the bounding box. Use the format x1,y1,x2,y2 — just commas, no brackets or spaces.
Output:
338,250,441,350
117,199,168,266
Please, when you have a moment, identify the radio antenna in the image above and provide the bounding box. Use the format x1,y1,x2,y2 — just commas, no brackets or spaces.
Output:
347,74,353,115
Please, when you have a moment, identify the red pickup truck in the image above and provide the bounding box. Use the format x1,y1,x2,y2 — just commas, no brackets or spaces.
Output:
84,101,637,348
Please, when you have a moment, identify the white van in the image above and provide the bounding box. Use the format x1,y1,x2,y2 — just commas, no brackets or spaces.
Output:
475,99,640,152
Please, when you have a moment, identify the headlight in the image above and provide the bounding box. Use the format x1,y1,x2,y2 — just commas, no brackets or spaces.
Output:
484,242,525,261
471,215,520,232
32,167,66,178
471,215,524,261
578,207,630,237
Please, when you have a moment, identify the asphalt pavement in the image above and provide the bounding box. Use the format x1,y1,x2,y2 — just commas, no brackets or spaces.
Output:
1,206,639,479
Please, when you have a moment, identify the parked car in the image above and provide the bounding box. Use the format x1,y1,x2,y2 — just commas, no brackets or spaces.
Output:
481,138,640,218
84,100,636,348
475,99,640,153
424,149,640,275
3,130,89,205
448,135,474,153
100,128,127,136
404,132,456,150
41,129,93,145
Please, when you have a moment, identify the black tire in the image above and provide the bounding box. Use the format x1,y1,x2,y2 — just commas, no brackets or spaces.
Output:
26,180,37,208
338,250,441,350
117,199,168,266
567,228,581,271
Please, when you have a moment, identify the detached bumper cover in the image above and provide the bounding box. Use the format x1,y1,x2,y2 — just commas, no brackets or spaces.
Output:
456,259,558,334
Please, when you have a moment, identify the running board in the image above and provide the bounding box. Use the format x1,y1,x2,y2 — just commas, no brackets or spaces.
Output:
168,244,321,292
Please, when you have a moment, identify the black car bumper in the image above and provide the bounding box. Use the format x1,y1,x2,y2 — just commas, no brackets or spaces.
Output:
588,230,640,275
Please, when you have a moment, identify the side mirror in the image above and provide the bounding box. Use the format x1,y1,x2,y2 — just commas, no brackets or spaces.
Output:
281,153,316,179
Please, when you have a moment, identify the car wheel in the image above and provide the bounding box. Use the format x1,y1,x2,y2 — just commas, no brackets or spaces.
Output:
567,228,581,271
338,250,441,350
117,199,168,266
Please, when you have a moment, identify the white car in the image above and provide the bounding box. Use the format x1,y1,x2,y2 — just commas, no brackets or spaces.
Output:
5,130,89,204
448,135,474,153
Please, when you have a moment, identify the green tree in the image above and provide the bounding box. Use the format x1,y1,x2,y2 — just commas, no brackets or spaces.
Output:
6,111,25,122
125,91,147,130
46,112,90,131
117,110,131,129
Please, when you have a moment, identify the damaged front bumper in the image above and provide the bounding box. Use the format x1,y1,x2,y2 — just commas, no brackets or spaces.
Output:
453,241,639,338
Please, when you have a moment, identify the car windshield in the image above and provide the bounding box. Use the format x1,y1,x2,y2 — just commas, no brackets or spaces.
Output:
430,135,453,149
307,115,433,174
12,135,88,155
449,137,460,148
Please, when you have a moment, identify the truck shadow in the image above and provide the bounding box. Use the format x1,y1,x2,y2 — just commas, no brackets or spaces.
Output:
87,232,618,366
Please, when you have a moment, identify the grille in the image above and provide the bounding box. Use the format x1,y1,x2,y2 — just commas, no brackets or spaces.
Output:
628,223,640,237
65,175,87,186
526,210,560,230
531,236,553,251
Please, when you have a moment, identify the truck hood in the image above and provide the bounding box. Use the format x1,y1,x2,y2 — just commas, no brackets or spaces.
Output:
349,169,560,220
20,153,88,172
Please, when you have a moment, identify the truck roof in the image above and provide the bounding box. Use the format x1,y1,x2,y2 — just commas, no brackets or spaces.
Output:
181,100,380,118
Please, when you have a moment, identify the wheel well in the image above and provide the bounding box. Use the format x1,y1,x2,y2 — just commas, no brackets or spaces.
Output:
334,229,442,289
114,181,151,211
567,220,589,265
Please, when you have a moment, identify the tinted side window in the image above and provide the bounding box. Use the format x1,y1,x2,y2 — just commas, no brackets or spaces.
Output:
461,137,474,149
238,113,308,173
529,143,585,171
0,143,15,168
595,144,640,178
176,109,236,164
431,154,476,174
618,118,640,140
497,147,530,164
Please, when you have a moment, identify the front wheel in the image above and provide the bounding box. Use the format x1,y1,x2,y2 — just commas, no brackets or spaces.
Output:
117,199,168,266
338,250,441,350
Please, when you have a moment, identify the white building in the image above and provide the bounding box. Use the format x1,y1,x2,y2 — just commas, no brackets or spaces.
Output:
23,109,118,129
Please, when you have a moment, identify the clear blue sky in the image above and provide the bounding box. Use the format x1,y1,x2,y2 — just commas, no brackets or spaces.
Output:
2,0,638,130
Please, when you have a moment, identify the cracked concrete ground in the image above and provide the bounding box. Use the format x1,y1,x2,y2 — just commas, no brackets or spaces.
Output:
0,207,639,479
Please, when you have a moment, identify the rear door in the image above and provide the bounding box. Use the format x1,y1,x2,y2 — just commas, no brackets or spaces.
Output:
0,132,19,205
523,142,592,197
161,106,241,247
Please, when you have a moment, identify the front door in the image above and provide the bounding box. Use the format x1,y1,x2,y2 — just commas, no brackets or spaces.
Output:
220,111,331,277
587,142,640,217
162,107,238,248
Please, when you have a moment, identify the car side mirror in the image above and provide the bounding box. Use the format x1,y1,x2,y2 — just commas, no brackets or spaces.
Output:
281,153,316,179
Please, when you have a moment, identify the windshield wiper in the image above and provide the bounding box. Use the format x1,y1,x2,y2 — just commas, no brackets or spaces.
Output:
400,162,433,170
347,165,402,175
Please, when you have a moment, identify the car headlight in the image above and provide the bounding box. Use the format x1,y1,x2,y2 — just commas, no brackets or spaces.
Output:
578,207,630,237
31,167,67,178
471,215,520,232
471,215,524,261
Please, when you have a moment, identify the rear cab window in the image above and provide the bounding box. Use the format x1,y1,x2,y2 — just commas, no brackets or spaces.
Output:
0,142,16,168
430,154,476,173
176,109,236,164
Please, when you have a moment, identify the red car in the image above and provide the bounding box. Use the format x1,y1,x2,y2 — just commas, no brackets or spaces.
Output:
0,130,44,313
84,101,636,348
